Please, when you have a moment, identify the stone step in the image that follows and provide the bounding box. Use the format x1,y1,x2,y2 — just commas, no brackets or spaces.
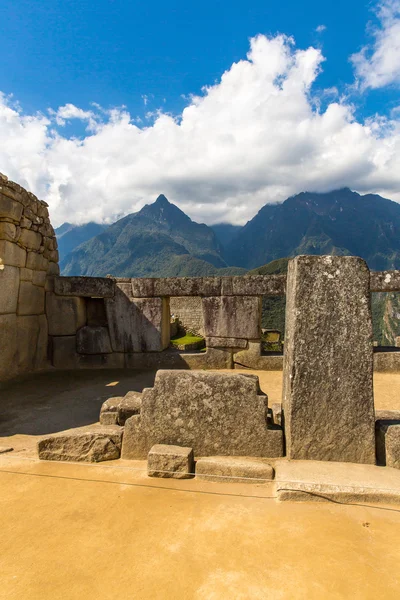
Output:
195,456,274,483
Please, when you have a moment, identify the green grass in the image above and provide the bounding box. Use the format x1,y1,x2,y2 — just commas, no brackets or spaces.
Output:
170,333,204,346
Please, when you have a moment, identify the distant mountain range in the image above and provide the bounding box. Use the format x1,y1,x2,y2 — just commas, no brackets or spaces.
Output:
58,187,400,278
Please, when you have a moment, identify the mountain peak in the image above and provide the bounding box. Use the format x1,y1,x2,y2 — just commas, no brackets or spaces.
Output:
154,194,170,206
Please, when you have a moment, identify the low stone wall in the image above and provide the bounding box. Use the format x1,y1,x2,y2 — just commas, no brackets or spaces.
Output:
0,174,59,381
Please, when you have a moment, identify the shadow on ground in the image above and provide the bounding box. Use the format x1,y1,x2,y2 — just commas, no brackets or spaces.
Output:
0,369,157,437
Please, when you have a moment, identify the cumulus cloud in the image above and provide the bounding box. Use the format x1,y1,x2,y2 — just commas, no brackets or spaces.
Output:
351,0,400,89
2,34,400,227
315,25,327,33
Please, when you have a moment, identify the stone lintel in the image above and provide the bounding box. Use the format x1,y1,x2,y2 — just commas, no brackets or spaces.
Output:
54,276,115,298
206,337,248,349
129,275,286,297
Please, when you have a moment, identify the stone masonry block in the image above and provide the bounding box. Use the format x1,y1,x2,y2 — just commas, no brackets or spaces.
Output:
0,314,18,380
18,228,42,251
46,293,86,336
147,444,194,479
38,426,123,462
0,222,17,242
17,281,45,315
206,337,248,349
0,195,23,221
54,276,115,298
52,336,78,369
122,370,283,459
376,420,400,469
202,296,261,339
15,315,40,371
0,240,26,267
0,265,20,314
26,251,48,271
195,456,274,483
76,326,112,354
282,256,376,464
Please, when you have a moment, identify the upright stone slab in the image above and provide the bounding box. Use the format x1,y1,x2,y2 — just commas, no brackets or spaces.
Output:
282,255,375,464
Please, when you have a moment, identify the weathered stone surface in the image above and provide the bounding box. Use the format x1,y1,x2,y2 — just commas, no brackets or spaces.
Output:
0,196,23,221
282,256,376,464
32,270,46,287
100,392,142,425
15,315,40,371
370,270,400,292
17,281,45,315
375,409,400,421
122,370,283,459
124,346,233,370
18,228,42,251
196,456,274,483
54,276,115,298
202,296,261,339
222,275,286,296
52,335,78,369
87,298,108,326
0,265,19,314
46,293,86,335
20,267,34,281
275,459,400,504
106,290,169,352
37,426,123,462
0,222,17,242
271,403,282,427
0,240,26,267
0,446,13,454
76,326,112,354
130,277,222,298
0,314,18,380
35,314,49,370
148,444,194,479
26,251,48,271
206,337,248,349
374,351,400,372
376,420,400,469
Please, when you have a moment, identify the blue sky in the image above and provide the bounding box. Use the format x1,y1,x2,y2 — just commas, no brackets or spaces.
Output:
1,0,400,226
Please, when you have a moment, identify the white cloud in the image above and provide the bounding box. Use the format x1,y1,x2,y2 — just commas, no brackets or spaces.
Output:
2,34,400,227
351,0,400,89
316,25,327,33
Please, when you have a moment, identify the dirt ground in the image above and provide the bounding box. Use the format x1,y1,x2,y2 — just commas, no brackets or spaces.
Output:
1,368,400,599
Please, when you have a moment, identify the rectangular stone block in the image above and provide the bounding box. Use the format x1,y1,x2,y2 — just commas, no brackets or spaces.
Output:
32,270,46,287
148,444,194,479
206,337,248,349
0,195,23,221
46,293,86,335
0,265,20,314
18,228,42,251
370,270,400,292
282,256,376,464
16,315,40,371
54,276,115,298
17,281,45,315
20,268,34,281
376,420,400,469
0,222,17,242
202,296,261,339
0,314,18,381
221,275,286,296
122,370,284,459
26,251,48,271
130,277,222,298
0,240,26,267
106,290,169,352
196,456,274,483
76,326,112,354
38,426,123,462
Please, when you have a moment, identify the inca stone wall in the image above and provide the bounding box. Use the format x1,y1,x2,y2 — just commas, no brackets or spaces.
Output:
169,296,204,336
0,174,59,381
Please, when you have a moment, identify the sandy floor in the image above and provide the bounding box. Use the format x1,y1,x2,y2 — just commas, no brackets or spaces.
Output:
1,368,400,599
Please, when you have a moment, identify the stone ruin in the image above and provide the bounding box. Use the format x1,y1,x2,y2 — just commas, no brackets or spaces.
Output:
1,175,400,479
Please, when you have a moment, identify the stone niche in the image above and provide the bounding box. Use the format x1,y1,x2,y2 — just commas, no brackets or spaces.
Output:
122,370,283,459
282,255,376,464
0,173,59,382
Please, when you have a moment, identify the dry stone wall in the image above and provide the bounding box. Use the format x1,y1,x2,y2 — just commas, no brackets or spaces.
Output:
0,174,59,381
170,296,204,336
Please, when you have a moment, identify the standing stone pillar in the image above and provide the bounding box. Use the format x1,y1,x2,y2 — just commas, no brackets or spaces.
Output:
282,255,375,464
